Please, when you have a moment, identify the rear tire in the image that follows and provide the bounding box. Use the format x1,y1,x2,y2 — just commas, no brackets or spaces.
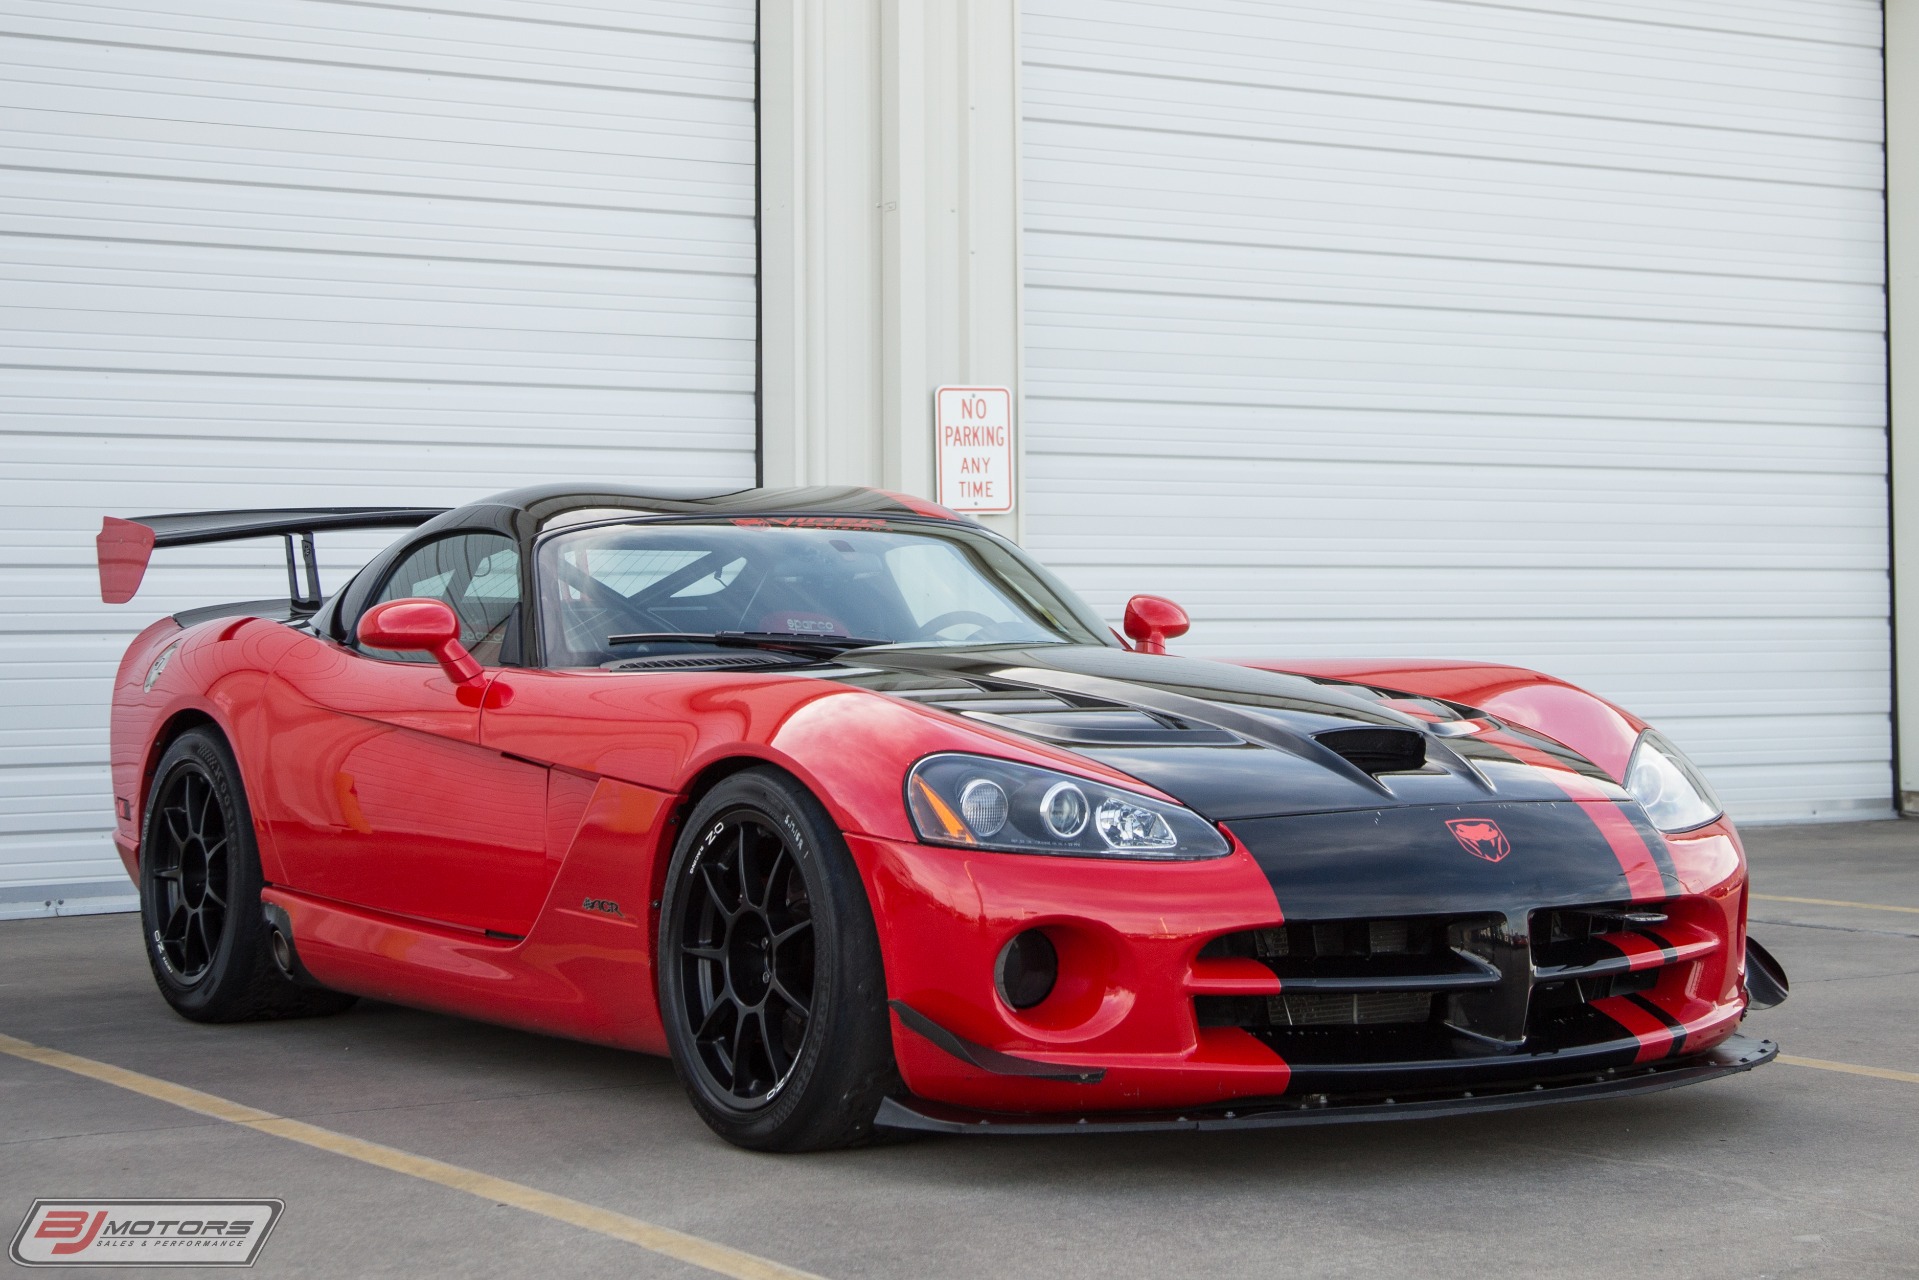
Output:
658,768,897,1151
139,728,357,1023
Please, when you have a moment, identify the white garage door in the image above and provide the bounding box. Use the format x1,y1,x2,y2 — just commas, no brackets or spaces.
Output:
0,0,758,916
1021,0,1887,823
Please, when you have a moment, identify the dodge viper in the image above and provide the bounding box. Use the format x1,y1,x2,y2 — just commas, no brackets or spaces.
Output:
96,485,1787,1150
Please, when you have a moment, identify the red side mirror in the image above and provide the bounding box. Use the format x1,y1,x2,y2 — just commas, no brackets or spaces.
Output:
358,598,484,688
1123,594,1190,655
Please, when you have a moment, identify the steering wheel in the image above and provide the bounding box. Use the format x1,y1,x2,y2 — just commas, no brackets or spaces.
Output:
911,610,1001,641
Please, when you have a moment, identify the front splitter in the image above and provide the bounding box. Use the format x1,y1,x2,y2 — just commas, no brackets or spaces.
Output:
874,1033,1777,1135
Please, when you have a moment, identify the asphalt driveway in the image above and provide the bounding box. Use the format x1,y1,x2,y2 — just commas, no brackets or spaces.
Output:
3,820,1915,1279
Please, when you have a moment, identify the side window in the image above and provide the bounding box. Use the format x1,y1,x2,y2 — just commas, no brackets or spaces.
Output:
363,534,521,666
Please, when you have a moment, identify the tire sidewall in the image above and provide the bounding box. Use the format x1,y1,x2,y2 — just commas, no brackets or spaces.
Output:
139,729,268,1017
658,768,890,1150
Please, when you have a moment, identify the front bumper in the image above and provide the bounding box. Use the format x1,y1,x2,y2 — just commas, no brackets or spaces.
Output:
875,1034,1778,1134
847,815,1755,1117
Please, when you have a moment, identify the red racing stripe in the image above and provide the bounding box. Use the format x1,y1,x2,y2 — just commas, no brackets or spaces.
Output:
1597,931,1669,971
1592,994,1675,1063
1481,731,1668,903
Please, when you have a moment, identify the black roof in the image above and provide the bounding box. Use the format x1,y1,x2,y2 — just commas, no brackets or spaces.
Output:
419,484,959,540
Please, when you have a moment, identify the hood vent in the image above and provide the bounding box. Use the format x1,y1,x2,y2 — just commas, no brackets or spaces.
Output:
1315,726,1426,775
887,681,1240,747
604,652,802,672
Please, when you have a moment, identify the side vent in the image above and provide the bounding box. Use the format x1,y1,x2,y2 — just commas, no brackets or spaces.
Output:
1315,726,1426,775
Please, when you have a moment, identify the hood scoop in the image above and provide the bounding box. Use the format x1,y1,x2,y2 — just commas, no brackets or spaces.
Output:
1314,726,1428,776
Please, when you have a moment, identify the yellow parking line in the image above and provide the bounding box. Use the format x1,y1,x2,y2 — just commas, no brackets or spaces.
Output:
1751,893,1919,916
1779,1055,1919,1086
0,1032,825,1280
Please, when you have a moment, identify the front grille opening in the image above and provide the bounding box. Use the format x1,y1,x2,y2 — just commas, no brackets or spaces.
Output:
1526,901,1688,1052
1196,991,1434,1030
1201,915,1469,970
1533,905,1667,965
1277,991,1433,1026
1196,900,1704,1073
1314,726,1427,774
1198,913,1499,1064
1530,904,1681,979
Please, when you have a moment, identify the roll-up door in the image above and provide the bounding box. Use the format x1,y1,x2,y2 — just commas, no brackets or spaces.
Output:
1021,0,1887,822
0,0,758,915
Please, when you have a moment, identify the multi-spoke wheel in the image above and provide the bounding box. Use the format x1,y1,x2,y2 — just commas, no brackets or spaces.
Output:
139,728,357,1023
678,815,816,1104
659,768,897,1151
150,767,230,984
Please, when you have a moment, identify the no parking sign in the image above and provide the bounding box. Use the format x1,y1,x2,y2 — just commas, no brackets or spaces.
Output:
935,386,1013,513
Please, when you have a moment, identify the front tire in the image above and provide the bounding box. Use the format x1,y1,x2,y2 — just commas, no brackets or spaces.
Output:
139,728,356,1023
658,768,897,1151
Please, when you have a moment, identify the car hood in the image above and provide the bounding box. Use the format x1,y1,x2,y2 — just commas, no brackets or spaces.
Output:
822,644,1631,822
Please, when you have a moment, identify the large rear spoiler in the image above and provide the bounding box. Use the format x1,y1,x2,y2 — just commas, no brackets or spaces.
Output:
98,508,448,608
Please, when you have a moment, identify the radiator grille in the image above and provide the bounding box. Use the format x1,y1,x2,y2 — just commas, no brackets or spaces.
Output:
1268,991,1432,1026
1196,901,1715,1069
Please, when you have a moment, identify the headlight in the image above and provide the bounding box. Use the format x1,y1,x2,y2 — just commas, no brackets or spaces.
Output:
1624,730,1722,832
906,754,1230,860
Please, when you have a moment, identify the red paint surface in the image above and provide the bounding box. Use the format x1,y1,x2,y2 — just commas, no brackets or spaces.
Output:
107,619,1756,1113
96,517,157,604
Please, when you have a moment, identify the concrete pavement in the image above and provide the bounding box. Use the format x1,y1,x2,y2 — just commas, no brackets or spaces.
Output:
3,820,1915,1279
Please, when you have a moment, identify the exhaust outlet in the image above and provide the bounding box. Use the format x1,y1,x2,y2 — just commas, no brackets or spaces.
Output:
268,925,295,977
259,901,316,987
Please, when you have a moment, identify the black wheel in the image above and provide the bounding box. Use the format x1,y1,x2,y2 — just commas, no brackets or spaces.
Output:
140,728,356,1023
658,767,897,1151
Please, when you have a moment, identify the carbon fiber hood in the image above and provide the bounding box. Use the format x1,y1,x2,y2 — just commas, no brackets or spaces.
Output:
824,644,1632,822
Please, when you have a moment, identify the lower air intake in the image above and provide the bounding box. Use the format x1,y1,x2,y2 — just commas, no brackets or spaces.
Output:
1269,992,1432,1026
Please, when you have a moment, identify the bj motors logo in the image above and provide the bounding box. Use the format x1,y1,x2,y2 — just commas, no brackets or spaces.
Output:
10,1200,280,1267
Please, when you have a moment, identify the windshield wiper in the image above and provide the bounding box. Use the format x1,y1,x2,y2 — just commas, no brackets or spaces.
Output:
605,630,891,656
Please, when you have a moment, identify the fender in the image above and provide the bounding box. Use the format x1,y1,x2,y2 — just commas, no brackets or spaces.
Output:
1237,658,1647,782
112,616,312,881
477,667,1190,847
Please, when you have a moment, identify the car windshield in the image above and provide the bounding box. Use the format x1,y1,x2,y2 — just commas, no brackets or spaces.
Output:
537,518,1112,667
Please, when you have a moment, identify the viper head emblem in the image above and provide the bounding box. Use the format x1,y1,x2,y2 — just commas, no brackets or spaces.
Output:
1446,817,1511,863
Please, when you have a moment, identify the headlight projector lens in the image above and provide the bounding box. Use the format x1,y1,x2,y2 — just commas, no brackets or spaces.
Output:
995,929,1058,1010
1040,781,1090,838
959,778,1009,836
904,753,1231,859
1096,797,1176,850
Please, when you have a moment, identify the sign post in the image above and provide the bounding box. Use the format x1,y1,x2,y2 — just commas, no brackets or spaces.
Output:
934,386,1014,514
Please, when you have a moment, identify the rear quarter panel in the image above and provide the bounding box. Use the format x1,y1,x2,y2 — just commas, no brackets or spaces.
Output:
111,616,312,881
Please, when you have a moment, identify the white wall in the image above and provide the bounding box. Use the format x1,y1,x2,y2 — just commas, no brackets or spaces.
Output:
0,0,760,914
759,0,1025,541
1892,0,1919,815
1016,0,1889,824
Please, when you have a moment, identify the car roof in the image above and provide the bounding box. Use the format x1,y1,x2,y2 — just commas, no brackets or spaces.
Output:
453,484,959,533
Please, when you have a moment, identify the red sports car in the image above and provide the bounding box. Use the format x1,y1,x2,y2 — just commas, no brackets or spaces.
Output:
98,485,1786,1150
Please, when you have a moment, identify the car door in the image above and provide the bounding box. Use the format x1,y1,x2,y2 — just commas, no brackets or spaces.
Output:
259,531,556,938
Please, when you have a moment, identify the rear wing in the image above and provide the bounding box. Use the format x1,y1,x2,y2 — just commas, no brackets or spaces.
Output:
97,507,448,609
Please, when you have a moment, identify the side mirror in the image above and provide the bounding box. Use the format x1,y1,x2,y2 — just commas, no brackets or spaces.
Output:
357,598,484,688
1123,594,1190,655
